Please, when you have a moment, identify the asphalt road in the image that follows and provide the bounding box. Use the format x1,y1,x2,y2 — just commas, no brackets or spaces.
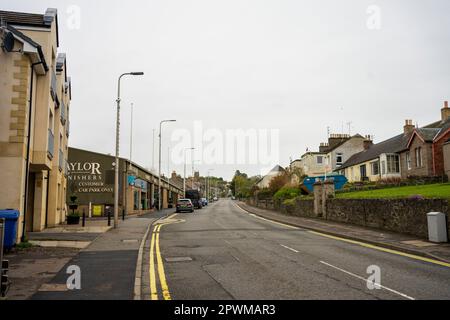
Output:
149,199,450,300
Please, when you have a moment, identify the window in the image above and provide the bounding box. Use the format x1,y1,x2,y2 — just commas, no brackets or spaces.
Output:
386,154,400,174
360,165,367,181
415,147,422,168
371,161,379,175
317,156,323,164
49,109,54,133
336,153,343,166
406,152,411,170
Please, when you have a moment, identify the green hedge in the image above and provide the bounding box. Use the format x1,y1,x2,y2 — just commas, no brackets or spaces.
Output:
273,187,301,201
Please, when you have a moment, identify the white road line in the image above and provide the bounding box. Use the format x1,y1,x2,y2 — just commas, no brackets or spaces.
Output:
319,261,415,300
280,244,299,253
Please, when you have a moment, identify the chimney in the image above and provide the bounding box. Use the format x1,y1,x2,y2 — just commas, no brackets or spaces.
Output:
442,100,450,122
363,135,373,150
171,171,177,180
319,142,329,153
403,119,414,135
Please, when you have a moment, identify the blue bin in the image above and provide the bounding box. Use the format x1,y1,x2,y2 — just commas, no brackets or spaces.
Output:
0,210,20,250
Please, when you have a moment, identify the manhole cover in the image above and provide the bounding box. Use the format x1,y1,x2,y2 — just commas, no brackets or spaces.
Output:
165,257,193,263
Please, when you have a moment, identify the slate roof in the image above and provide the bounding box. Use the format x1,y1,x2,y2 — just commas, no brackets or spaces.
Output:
339,116,450,171
338,133,412,170
415,128,440,142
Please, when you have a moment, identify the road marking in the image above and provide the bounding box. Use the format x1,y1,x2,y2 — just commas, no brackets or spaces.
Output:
149,229,158,300
234,203,300,230
310,231,450,269
280,244,299,253
250,213,300,230
319,261,415,300
236,203,450,269
155,228,171,300
147,214,186,300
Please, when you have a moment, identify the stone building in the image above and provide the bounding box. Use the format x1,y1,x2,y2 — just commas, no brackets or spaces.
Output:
0,8,71,241
338,101,450,182
399,101,450,179
67,148,184,216
291,134,371,177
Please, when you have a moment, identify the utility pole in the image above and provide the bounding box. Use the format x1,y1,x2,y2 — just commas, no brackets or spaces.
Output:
158,120,176,211
130,103,134,161
152,129,155,172
114,72,143,229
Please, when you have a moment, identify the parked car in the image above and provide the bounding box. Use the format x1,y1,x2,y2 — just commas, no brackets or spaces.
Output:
201,198,208,206
176,199,194,213
213,196,218,201
231,196,236,200
185,190,203,209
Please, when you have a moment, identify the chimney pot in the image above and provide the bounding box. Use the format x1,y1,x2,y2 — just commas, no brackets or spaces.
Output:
442,101,450,122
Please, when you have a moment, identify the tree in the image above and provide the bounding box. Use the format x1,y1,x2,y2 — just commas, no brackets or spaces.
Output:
268,172,289,194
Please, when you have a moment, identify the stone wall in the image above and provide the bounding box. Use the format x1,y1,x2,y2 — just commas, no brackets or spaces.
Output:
326,198,449,238
248,197,450,240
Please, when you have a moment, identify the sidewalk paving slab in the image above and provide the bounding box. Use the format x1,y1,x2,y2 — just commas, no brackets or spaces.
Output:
31,209,172,300
237,202,450,263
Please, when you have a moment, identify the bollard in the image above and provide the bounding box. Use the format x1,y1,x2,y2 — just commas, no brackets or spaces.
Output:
122,209,125,221
107,210,111,227
82,209,86,227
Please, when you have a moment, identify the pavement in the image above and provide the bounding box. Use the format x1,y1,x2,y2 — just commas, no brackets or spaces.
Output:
237,201,450,263
10,200,450,300
148,199,450,300
4,246,79,300
30,209,174,300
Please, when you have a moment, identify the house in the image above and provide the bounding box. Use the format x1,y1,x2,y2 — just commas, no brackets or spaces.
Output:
338,101,450,182
323,134,372,173
291,152,326,177
256,165,286,189
291,134,371,177
399,101,450,178
0,8,71,241
444,138,450,178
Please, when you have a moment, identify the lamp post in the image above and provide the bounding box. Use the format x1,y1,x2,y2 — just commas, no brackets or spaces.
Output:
207,169,214,201
192,160,201,191
183,147,195,197
158,120,176,211
129,103,134,161
114,72,144,229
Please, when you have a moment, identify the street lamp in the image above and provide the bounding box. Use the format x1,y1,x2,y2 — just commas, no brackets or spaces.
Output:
183,147,195,197
158,119,176,211
207,169,214,201
114,72,144,229
192,160,201,191
129,103,134,161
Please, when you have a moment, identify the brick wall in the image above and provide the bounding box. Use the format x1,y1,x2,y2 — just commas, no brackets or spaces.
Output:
434,130,450,176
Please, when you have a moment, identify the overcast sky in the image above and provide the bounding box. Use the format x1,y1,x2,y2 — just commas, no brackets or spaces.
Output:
3,0,450,180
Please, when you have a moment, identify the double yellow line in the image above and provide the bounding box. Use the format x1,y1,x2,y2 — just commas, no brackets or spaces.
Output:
149,214,183,300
